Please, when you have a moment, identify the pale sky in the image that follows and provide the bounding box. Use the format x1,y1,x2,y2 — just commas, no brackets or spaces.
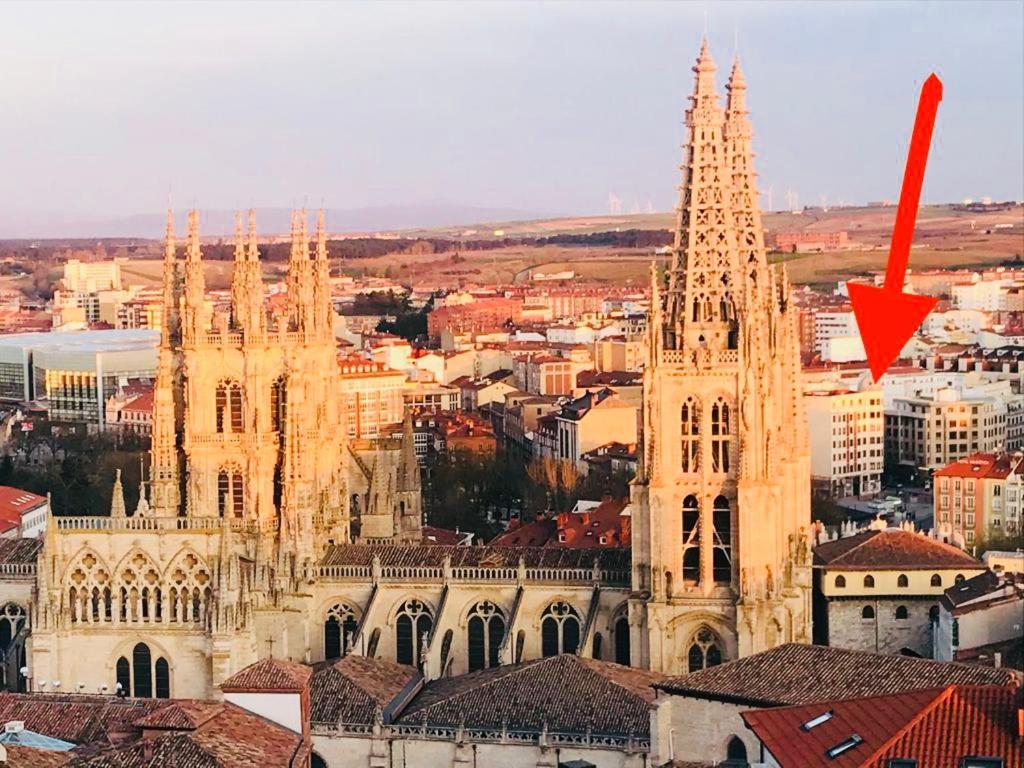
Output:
1,0,1021,227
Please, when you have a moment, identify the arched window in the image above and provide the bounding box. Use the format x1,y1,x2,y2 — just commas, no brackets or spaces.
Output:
712,495,732,583
955,573,966,584
682,495,700,582
681,397,700,472
325,603,359,660
687,626,723,672
0,604,26,649
592,633,603,660
862,605,875,619
395,599,432,668
834,575,846,588
930,574,942,587
115,657,130,695
541,601,580,657
895,606,909,620
467,601,505,672
155,658,170,699
929,605,940,622
711,398,731,474
311,755,328,768
726,735,748,763
614,616,630,666
897,574,909,588
863,575,875,588
271,377,287,433
217,466,244,518
132,643,153,697
215,380,244,433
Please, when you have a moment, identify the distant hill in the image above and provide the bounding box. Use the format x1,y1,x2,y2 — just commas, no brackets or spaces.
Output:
0,203,554,240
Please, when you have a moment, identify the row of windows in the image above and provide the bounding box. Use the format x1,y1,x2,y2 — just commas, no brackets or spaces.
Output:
834,573,966,589
860,604,941,622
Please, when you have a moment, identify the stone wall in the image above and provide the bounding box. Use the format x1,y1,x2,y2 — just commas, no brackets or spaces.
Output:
826,598,940,656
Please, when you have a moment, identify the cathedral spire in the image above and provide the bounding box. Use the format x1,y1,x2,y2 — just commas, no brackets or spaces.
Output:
230,211,247,330
229,210,266,337
664,40,739,352
724,54,770,298
314,209,332,338
182,209,207,343
160,209,179,347
287,209,315,334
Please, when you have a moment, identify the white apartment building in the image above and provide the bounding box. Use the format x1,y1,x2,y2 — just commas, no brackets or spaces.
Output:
884,377,1017,472
951,278,1011,311
813,311,858,356
804,377,884,497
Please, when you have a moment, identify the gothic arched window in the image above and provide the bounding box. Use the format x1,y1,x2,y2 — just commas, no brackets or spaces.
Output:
271,377,287,433
467,601,505,672
726,736,748,763
711,397,731,474
687,626,723,672
325,603,359,660
217,465,244,518
118,643,170,699
0,603,26,649
132,643,153,698
712,495,732,583
681,398,700,472
682,495,700,583
541,601,580,657
215,380,244,433
614,615,630,666
395,599,432,668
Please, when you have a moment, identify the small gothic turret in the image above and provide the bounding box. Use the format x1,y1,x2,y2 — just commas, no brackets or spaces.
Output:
313,209,333,339
230,210,267,337
110,469,126,518
286,209,316,335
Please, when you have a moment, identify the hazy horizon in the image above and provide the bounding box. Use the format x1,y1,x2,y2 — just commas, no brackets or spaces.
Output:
1,1,1022,237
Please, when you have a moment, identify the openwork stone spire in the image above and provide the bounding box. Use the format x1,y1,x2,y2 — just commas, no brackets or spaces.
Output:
313,209,332,339
724,55,769,298
182,209,207,344
287,209,316,334
160,209,180,347
230,210,266,336
665,39,740,352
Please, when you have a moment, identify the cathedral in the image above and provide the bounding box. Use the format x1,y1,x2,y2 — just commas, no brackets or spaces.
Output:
0,41,812,701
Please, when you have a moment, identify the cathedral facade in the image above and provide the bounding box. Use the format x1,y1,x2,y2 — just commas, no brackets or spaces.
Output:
0,41,812,701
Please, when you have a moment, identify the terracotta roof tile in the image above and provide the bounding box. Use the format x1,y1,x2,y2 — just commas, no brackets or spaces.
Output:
397,655,662,738
309,655,419,725
219,658,312,692
133,701,220,731
742,684,1024,768
813,530,980,570
0,538,42,565
2,745,71,767
0,693,168,747
319,543,631,572
654,643,1018,705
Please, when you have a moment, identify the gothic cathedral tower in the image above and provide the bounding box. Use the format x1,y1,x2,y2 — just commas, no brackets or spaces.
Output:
629,41,814,673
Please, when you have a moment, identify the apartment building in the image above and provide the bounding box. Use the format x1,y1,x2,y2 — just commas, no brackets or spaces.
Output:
934,452,1023,546
338,356,407,439
554,388,638,472
804,378,884,498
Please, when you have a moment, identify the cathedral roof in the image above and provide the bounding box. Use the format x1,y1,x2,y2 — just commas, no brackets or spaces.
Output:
396,655,663,739
813,529,981,570
219,658,312,693
319,543,631,571
309,655,419,725
654,644,1018,706
0,537,42,564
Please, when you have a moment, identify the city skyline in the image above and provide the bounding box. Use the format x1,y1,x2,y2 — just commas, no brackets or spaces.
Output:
1,0,1021,238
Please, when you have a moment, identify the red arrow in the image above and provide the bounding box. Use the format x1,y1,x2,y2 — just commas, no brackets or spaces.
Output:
849,73,943,382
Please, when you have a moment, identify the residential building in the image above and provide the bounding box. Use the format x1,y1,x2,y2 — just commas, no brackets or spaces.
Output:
554,388,637,471
742,683,1024,768
591,335,645,372
934,452,1024,546
104,388,155,436
426,297,522,343
403,380,460,412
812,527,986,656
804,376,884,497
648,643,1017,768
338,356,407,439
0,487,49,539
934,570,1024,667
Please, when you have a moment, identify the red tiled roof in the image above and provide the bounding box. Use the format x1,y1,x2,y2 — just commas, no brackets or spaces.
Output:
0,486,47,530
654,643,1018,705
742,685,1024,768
813,529,981,570
134,701,220,731
121,391,154,415
488,517,558,547
219,657,312,693
309,655,418,725
0,692,169,747
0,538,42,565
934,451,1023,479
